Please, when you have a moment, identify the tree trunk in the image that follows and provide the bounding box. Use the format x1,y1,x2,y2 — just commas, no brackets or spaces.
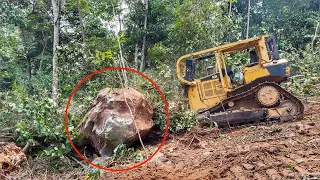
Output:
311,22,319,53
38,33,48,73
118,0,122,32
51,0,61,103
139,0,148,72
77,0,88,58
19,27,33,94
229,0,232,17
112,1,128,87
246,0,250,39
134,43,139,69
27,57,32,79
77,0,85,42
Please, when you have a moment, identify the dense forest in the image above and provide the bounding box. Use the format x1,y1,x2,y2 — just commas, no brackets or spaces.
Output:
0,0,320,179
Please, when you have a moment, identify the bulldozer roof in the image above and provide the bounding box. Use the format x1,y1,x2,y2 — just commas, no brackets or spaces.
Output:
181,35,269,59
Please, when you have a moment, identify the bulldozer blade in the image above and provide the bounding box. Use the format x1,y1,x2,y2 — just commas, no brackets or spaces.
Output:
198,109,268,128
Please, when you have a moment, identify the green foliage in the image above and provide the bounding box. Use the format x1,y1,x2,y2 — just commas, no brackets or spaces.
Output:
112,143,135,159
170,109,196,134
130,63,197,134
86,143,142,179
0,84,77,158
170,0,242,54
87,170,100,180
235,0,320,49
284,164,293,169
148,42,170,64
282,45,320,96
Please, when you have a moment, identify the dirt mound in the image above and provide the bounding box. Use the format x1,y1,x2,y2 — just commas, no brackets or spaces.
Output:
0,143,26,178
77,87,153,156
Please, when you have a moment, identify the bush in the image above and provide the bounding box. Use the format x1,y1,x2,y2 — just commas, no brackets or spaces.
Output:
0,83,78,165
282,46,320,96
130,63,197,134
169,109,196,134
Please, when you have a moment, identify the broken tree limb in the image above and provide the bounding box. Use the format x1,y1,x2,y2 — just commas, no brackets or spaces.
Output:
22,142,30,153
0,127,14,132
68,155,86,168
0,135,14,142
307,100,320,104
311,22,319,52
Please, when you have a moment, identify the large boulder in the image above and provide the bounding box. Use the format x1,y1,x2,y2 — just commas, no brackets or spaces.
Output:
77,87,153,156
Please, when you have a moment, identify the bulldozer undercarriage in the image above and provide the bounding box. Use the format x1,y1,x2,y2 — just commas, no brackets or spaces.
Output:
197,82,304,129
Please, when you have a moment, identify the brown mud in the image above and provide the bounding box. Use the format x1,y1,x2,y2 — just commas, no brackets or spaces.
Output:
10,102,320,180
107,102,320,179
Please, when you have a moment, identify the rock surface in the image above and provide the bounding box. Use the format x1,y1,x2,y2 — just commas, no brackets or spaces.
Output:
77,87,153,156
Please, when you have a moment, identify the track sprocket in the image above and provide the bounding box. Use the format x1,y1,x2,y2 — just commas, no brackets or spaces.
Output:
256,85,280,107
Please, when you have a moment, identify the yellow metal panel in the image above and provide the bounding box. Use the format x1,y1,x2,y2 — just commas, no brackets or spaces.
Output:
187,79,227,111
243,65,270,84
222,75,232,92
203,82,212,89
214,51,226,89
220,52,232,89
257,36,270,63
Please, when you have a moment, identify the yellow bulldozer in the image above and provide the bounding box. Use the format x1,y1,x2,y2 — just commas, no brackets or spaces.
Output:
176,35,304,128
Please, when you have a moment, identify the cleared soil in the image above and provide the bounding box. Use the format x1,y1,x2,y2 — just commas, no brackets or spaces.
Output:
106,102,320,180
10,102,320,180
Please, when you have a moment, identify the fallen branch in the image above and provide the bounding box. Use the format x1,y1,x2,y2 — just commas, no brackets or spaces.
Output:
0,127,14,132
219,150,223,166
251,136,290,143
0,135,13,138
312,143,319,151
309,159,320,161
0,135,14,142
188,135,195,148
68,155,86,168
0,142,9,146
106,161,116,168
311,22,319,52
307,100,320,104
22,142,30,153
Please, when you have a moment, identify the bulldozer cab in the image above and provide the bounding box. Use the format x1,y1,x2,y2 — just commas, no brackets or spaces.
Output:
177,35,286,111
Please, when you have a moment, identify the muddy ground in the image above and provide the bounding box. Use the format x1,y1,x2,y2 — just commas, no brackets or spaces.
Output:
107,102,320,180
10,102,320,180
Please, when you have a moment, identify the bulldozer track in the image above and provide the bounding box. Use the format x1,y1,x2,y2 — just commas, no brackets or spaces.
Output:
197,82,304,129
